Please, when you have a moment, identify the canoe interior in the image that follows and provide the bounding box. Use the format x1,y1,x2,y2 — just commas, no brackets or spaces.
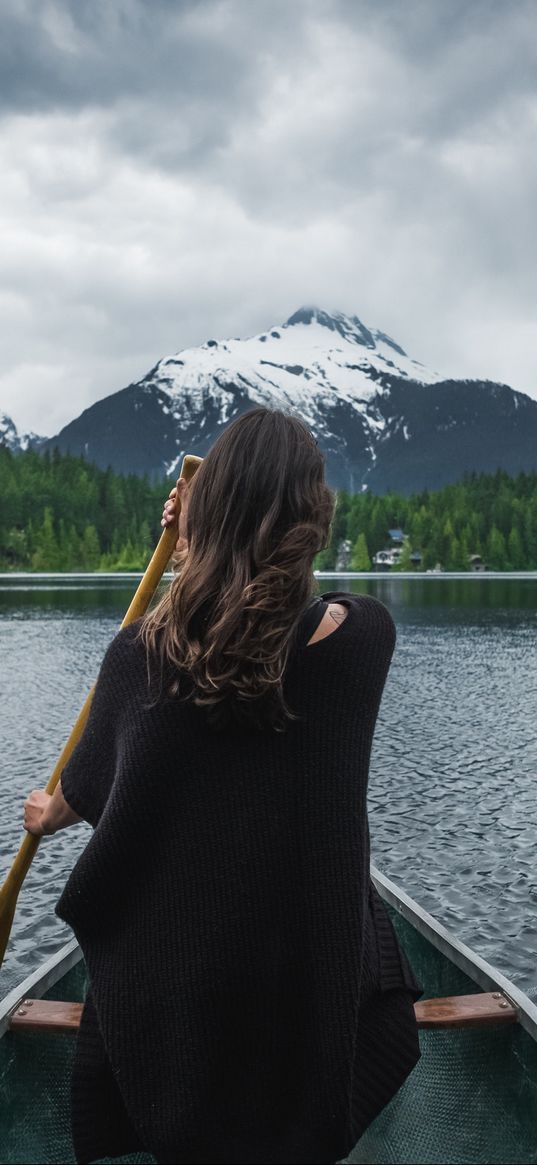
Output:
1,907,537,1165
351,907,537,1165
0,960,149,1165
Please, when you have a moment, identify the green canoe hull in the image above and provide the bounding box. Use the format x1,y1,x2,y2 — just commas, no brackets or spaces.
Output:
1,870,537,1164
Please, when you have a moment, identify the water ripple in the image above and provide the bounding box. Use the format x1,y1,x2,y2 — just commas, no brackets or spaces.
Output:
1,577,536,995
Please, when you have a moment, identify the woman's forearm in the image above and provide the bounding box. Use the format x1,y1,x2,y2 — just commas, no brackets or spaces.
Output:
45,780,84,832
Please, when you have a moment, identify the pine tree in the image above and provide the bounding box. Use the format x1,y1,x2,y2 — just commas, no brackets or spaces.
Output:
32,507,61,570
446,535,468,571
72,526,84,569
114,539,142,571
420,545,437,571
81,525,101,570
138,519,153,564
393,538,413,571
459,529,470,570
440,517,454,568
523,501,537,568
507,526,524,570
486,525,508,569
351,532,371,571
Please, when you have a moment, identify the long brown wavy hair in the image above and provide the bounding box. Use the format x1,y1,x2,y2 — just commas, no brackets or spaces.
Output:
140,407,336,731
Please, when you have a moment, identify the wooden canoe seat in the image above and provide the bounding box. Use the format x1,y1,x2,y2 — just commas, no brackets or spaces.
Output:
9,992,517,1034
414,992,517,1029
10,999,83,1033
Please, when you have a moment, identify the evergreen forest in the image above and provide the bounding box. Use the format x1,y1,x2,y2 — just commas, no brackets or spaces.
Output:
0,446,535,573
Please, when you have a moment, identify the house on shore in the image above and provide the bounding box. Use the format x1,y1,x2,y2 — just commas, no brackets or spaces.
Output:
332,531,489,573
373,531,488,572
373,529,422,571
468,554,487,572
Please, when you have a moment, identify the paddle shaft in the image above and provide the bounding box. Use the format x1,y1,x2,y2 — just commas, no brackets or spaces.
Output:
0,454,202,968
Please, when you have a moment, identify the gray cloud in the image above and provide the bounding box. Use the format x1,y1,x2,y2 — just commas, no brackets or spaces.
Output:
0,1,218,111
0,0,536,435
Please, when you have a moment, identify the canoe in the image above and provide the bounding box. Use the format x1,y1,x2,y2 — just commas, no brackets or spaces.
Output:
1,866,536,1165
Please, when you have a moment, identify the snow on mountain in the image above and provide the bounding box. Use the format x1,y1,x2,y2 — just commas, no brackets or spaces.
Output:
46,305,537,494
148,306,442,476
0,412,45,454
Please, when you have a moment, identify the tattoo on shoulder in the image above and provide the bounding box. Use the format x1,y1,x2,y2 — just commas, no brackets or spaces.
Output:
328,607,347,625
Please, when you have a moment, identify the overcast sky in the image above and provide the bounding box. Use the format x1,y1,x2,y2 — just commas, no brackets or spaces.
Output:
1,0,536,435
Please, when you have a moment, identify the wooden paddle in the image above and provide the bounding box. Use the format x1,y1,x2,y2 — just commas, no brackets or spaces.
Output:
0,454,202,969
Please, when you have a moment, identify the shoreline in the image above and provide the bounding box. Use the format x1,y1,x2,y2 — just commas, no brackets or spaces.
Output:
1,570,537,582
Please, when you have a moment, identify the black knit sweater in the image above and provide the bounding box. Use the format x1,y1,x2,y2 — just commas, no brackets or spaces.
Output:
56,591,421,1165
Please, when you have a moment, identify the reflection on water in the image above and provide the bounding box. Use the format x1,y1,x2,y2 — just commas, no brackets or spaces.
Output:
1,574,536,996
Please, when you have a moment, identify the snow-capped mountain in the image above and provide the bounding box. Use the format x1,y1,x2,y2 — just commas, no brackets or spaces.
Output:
0,412,45,454
46,307,537,493
144,305,441,478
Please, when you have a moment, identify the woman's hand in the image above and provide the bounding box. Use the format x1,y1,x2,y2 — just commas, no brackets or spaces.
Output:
161,477,190,554
23,790,55,837
24,781,83,836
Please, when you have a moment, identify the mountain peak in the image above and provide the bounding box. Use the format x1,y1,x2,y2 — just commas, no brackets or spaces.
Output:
285,306,333,328
0,412,45,453
285,305,354,330
284,305,379,351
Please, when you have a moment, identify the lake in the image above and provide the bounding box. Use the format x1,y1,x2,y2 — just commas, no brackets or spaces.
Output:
1,573,536,999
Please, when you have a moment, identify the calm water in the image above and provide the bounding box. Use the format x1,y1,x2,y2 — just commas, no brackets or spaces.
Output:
1,574,536,998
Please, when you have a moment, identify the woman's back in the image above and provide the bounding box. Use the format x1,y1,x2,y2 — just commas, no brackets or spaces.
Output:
56,591,421,1165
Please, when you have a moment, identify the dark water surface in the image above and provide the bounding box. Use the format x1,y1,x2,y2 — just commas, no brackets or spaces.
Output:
1,574,536,997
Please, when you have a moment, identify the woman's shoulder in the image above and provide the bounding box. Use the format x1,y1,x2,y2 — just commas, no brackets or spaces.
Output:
321,591,396,639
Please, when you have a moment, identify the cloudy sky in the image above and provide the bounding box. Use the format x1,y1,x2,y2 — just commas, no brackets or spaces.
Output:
1,0,536,435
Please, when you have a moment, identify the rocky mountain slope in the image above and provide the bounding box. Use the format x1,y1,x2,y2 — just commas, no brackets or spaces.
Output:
10,306,537,493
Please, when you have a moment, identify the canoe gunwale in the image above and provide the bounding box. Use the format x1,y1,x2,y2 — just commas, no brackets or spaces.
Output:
371,864,537,1044
0,938,82,1038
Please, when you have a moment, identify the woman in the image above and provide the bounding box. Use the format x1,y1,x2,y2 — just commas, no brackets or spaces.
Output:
24,407,421,1165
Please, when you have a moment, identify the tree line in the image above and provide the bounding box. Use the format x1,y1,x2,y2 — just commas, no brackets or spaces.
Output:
0,446,535,572
0,447,159,571
315,468,537,571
